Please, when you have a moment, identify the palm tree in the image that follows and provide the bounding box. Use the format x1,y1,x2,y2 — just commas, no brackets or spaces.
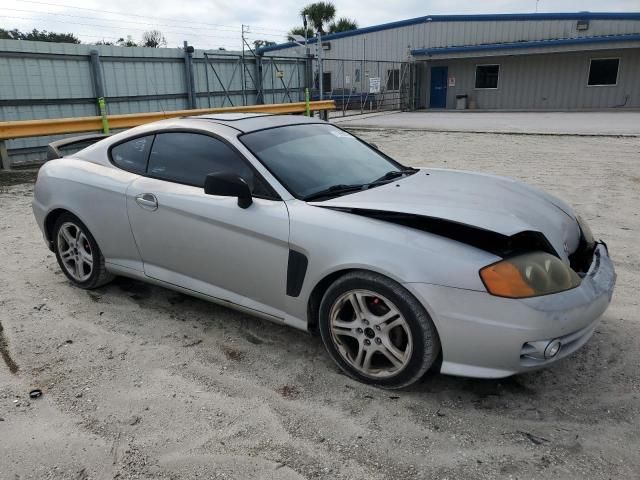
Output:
328,17,358,34
301,2,336,34
287,26,315,41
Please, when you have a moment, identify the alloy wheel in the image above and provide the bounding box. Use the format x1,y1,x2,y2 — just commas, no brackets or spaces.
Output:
56,221,94,283
329,289,413,378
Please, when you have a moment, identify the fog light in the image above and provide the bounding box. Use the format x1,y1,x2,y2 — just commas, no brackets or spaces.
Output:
544,339,562,359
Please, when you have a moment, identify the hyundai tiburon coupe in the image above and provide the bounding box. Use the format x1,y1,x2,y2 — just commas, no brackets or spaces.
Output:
32,114,615,388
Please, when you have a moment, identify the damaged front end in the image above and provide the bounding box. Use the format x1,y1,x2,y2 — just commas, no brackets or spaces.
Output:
323,207,559,259
568,215,598,276
323,207,601,298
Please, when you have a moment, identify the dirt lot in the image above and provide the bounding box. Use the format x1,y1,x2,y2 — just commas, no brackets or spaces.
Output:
1,130,639,480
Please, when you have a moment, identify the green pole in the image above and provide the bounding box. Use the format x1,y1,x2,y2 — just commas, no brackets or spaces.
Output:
98,97,110,134
305,88,311,117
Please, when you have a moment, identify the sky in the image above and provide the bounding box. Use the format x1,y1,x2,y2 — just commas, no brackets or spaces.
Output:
1,0,639,50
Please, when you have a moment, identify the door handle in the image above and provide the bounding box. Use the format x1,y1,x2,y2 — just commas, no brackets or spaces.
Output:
135,193,158,211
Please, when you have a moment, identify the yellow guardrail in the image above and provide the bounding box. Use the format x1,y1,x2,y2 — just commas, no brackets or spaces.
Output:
0,101,336,140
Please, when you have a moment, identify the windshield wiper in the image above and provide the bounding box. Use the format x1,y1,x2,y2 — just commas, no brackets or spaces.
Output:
370,168,418,185
304,169,418,202
303,167,418,201
304,184,365,201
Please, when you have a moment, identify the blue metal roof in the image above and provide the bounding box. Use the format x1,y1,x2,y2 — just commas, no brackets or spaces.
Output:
257,12,640,54
410,33,640,56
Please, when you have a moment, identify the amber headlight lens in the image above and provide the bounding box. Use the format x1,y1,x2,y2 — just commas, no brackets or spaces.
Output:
480,252,581,298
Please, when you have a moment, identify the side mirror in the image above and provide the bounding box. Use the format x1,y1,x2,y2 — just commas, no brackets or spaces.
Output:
204,173,253,209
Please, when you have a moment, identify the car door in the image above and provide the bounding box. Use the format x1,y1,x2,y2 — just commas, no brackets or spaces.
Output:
125,131,290,318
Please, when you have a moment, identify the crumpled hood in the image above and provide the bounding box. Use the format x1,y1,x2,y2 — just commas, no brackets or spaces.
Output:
316,168,581,260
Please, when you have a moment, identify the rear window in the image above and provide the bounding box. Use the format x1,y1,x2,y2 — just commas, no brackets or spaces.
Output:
110,135,153,174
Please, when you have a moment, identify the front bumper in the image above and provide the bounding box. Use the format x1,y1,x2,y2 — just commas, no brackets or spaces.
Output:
406,243,616,379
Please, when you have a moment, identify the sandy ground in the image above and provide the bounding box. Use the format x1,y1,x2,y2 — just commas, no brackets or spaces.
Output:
333,111,640,136
1,130,639,480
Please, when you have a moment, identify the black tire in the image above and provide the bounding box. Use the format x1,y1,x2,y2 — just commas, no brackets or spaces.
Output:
52,212,114,289
319,271,440,389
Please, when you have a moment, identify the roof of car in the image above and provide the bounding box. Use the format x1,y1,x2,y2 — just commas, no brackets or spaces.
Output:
185,112,326,133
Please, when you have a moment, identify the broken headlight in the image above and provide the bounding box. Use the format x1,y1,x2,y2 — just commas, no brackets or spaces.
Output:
480,252,581,298
576,215,595,246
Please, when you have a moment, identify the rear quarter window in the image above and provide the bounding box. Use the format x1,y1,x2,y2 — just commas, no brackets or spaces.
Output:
110,135,154,174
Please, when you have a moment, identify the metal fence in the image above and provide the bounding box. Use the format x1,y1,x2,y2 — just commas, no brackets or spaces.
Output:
310,58,417,117
0,40,313,165
1,38,417,165
196,53,309,108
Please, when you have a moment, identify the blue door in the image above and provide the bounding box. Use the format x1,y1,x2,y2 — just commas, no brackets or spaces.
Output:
430,66,448,108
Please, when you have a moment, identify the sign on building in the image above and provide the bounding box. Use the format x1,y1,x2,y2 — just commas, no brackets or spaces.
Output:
369,77,381,93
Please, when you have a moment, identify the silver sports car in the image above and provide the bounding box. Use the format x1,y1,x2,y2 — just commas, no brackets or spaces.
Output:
32,113,616,388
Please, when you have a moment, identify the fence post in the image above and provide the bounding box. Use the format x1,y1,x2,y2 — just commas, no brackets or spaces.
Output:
0,141,10,171
89,50,109,134
304,56,313,94
317,32,324,101
183,41,197,109
255,55,264,105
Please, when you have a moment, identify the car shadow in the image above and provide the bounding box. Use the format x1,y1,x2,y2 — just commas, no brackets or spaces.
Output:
98,276,604,414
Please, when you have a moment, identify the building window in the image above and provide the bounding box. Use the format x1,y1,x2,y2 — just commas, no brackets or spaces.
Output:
354,68,360,83
315,72,332,92
386,69,400,90
475,64,500,89
588,58,619,86
323,72,332,92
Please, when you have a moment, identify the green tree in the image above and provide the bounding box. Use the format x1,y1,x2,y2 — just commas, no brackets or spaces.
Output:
116,36,138,47
253,39,276,50
0,28,79,43
287,26,314,41
328,17,358,34
301,2,336,34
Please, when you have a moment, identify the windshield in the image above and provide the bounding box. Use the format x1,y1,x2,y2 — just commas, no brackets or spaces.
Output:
239,124,406,199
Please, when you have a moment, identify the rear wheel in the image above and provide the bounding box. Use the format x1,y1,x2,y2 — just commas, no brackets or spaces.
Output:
319,271,440,389
53,213,114,289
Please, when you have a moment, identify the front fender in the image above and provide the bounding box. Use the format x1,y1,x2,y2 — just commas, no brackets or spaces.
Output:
284,200,497,324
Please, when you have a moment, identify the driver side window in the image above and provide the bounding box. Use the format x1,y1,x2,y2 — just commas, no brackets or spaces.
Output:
147,132,273,197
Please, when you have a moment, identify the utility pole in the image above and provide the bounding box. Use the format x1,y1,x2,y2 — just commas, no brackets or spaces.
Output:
241,24,249,106
303,14,310,57
302,14,312,108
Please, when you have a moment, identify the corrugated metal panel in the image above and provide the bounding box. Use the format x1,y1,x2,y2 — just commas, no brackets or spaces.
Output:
265,18,640,60
0,40,190,163
1,40,305,165
264,15,639,112
433,48,640,110
412,35,640,56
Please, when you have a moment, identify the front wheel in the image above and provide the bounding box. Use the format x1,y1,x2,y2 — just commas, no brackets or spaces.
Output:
53,213,114,289
319,271,440,389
